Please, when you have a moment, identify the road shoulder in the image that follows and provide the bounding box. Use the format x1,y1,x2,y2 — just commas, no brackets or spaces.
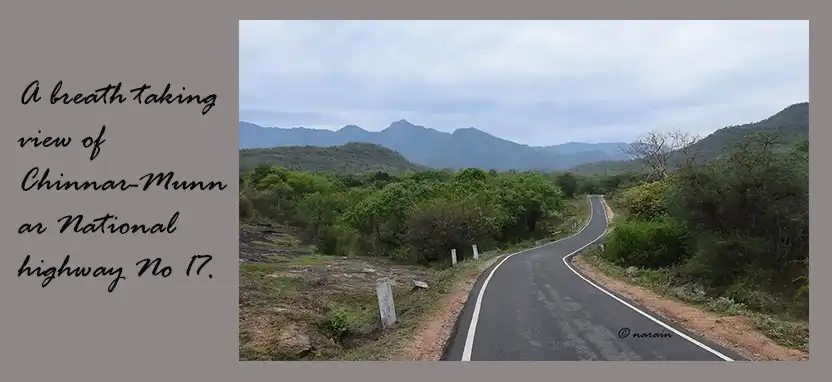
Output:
389,253,507,361
571,198,808,361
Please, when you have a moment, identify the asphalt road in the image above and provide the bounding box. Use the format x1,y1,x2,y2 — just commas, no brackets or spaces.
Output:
443,195,745,361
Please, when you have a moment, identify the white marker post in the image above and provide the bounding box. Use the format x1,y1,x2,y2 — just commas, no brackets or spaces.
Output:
375,277,397,329
472,244,479,260
451,249,458,265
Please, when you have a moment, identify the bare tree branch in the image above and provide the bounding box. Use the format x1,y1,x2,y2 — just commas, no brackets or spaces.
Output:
621,129,701,179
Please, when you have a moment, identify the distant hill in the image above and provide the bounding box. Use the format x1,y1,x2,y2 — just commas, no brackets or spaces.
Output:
534,141,629,157
570,102,809,175
239,142,427,174
239,120,630,172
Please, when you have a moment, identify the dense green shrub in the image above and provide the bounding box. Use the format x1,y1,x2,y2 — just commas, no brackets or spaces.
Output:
324,307,357,340
669,135,808,293
555,172,579,198
602,216,690,269
619,179,670,220
402,198,495,264
601,134,809,320
240,165,566,267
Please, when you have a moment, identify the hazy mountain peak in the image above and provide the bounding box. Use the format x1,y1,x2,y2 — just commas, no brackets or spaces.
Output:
339,124,367,133
388,119,415,127
452,126,486,134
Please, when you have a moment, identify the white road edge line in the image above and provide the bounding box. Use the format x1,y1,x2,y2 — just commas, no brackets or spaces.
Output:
560,196,735,362
461,195,597,361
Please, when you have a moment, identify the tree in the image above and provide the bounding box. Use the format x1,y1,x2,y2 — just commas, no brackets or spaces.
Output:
667,133,808,290
555,172,579,198
619,179,671,220
621,130,700,180
240,163,576,267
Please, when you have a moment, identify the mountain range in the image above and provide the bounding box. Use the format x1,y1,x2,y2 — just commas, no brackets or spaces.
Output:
239,120,630,172
570,102,809,174
239,102,808,173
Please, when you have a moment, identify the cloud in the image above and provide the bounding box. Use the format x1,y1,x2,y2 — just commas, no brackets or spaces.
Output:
239,20,809,145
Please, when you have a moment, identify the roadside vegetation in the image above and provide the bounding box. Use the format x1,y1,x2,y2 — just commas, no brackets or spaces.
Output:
579,131,809,354
238,124,810,360
238,163,600,360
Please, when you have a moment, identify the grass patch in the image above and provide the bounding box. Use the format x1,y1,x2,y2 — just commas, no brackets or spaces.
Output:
548,196,591,241
336,254,494,360
238,251,505,361
251,233,301,248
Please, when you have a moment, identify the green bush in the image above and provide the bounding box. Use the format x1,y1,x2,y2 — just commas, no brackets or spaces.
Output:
577,177,602,195
667,135,808,295
402,198,494,264
602,216,689,269
619,179,670,220
239,161,578,266
555,172,579,198
324,307,356,340
724,278,781,314
318,224,361,257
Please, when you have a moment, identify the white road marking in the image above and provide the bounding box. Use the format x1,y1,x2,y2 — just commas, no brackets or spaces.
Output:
460,195,736,362
561,196,735,362
461,195,596,361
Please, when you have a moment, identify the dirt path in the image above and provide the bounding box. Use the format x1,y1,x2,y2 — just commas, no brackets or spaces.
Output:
600,196,615,221
571,197,808,361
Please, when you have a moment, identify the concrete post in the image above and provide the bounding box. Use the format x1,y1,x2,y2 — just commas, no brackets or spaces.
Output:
375,277,397,329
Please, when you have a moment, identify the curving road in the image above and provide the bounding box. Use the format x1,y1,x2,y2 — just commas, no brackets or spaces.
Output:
442,195,744,361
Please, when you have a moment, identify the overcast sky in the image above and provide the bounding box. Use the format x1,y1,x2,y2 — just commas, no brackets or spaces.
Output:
239,20,808,146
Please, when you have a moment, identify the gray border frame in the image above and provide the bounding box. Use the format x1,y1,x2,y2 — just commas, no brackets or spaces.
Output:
0,2,821,381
